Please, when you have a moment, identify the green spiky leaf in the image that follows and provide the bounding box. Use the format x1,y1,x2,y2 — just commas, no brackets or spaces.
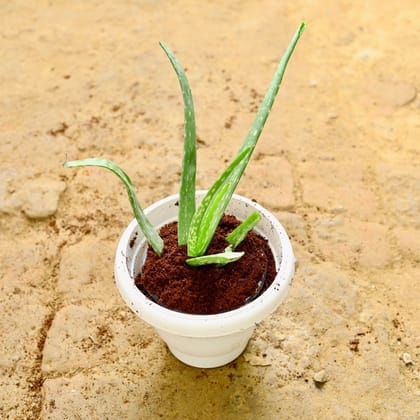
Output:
187,22,305,258
186,250,244,267
187,146,252,257
226,211,262,249
160,42,197,246
64,158,164,256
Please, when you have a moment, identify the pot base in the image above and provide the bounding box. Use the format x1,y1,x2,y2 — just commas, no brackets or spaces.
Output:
157,326,254,368
169,345,247,369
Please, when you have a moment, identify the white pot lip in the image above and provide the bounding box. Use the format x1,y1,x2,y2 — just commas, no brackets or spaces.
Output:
115,191,295,337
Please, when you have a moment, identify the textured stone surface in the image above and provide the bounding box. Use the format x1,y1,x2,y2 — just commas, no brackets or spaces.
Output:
57,237,120,304
42,304,162,374
368,80,417,107
42,305,112,373
376,164,420,227
1,174,67,218
0,167,24,214
393,226,420,262
41,373,145,419
0,1,419,419
0,297,49,368
240,155,295,210
301,160,379,218
312,216,393,268
20,178,66,219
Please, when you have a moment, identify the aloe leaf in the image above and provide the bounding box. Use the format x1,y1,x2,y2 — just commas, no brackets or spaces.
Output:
221,22,306,191
240,22,305,154
226,211,261,249
197,181,230,248
187,22,305,258
64,158,164,256
160,42,197,246
187,146,252,257
185,250,244,267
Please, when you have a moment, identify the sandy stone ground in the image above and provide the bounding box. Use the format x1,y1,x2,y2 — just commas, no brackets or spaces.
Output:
1,1,419,418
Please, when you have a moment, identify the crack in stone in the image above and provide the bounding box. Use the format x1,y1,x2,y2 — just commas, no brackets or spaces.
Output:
26,308,57,420
25,257,62,419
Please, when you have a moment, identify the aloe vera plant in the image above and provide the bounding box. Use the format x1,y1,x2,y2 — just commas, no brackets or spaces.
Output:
65,22,305,266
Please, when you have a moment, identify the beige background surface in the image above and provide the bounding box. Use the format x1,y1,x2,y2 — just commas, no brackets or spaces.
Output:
0,1,419,418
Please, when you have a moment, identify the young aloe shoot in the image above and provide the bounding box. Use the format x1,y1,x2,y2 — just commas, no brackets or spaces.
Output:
226,211,262,250
185,211,262,267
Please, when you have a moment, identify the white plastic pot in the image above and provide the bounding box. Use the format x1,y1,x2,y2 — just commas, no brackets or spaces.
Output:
114,191,295,368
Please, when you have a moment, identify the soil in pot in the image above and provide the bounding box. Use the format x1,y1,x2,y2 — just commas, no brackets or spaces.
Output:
135,214,277,315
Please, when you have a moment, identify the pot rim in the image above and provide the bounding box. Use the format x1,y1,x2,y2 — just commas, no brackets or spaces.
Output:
115,191,295,337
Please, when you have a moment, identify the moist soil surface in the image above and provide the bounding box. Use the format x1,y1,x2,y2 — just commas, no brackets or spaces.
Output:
136,215,276,314
0,1,418,419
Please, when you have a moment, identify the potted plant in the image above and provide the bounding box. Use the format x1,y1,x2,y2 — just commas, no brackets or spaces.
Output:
64,23,305,368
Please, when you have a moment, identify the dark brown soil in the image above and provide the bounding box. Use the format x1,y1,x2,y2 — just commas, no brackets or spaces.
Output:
135,215,277,315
